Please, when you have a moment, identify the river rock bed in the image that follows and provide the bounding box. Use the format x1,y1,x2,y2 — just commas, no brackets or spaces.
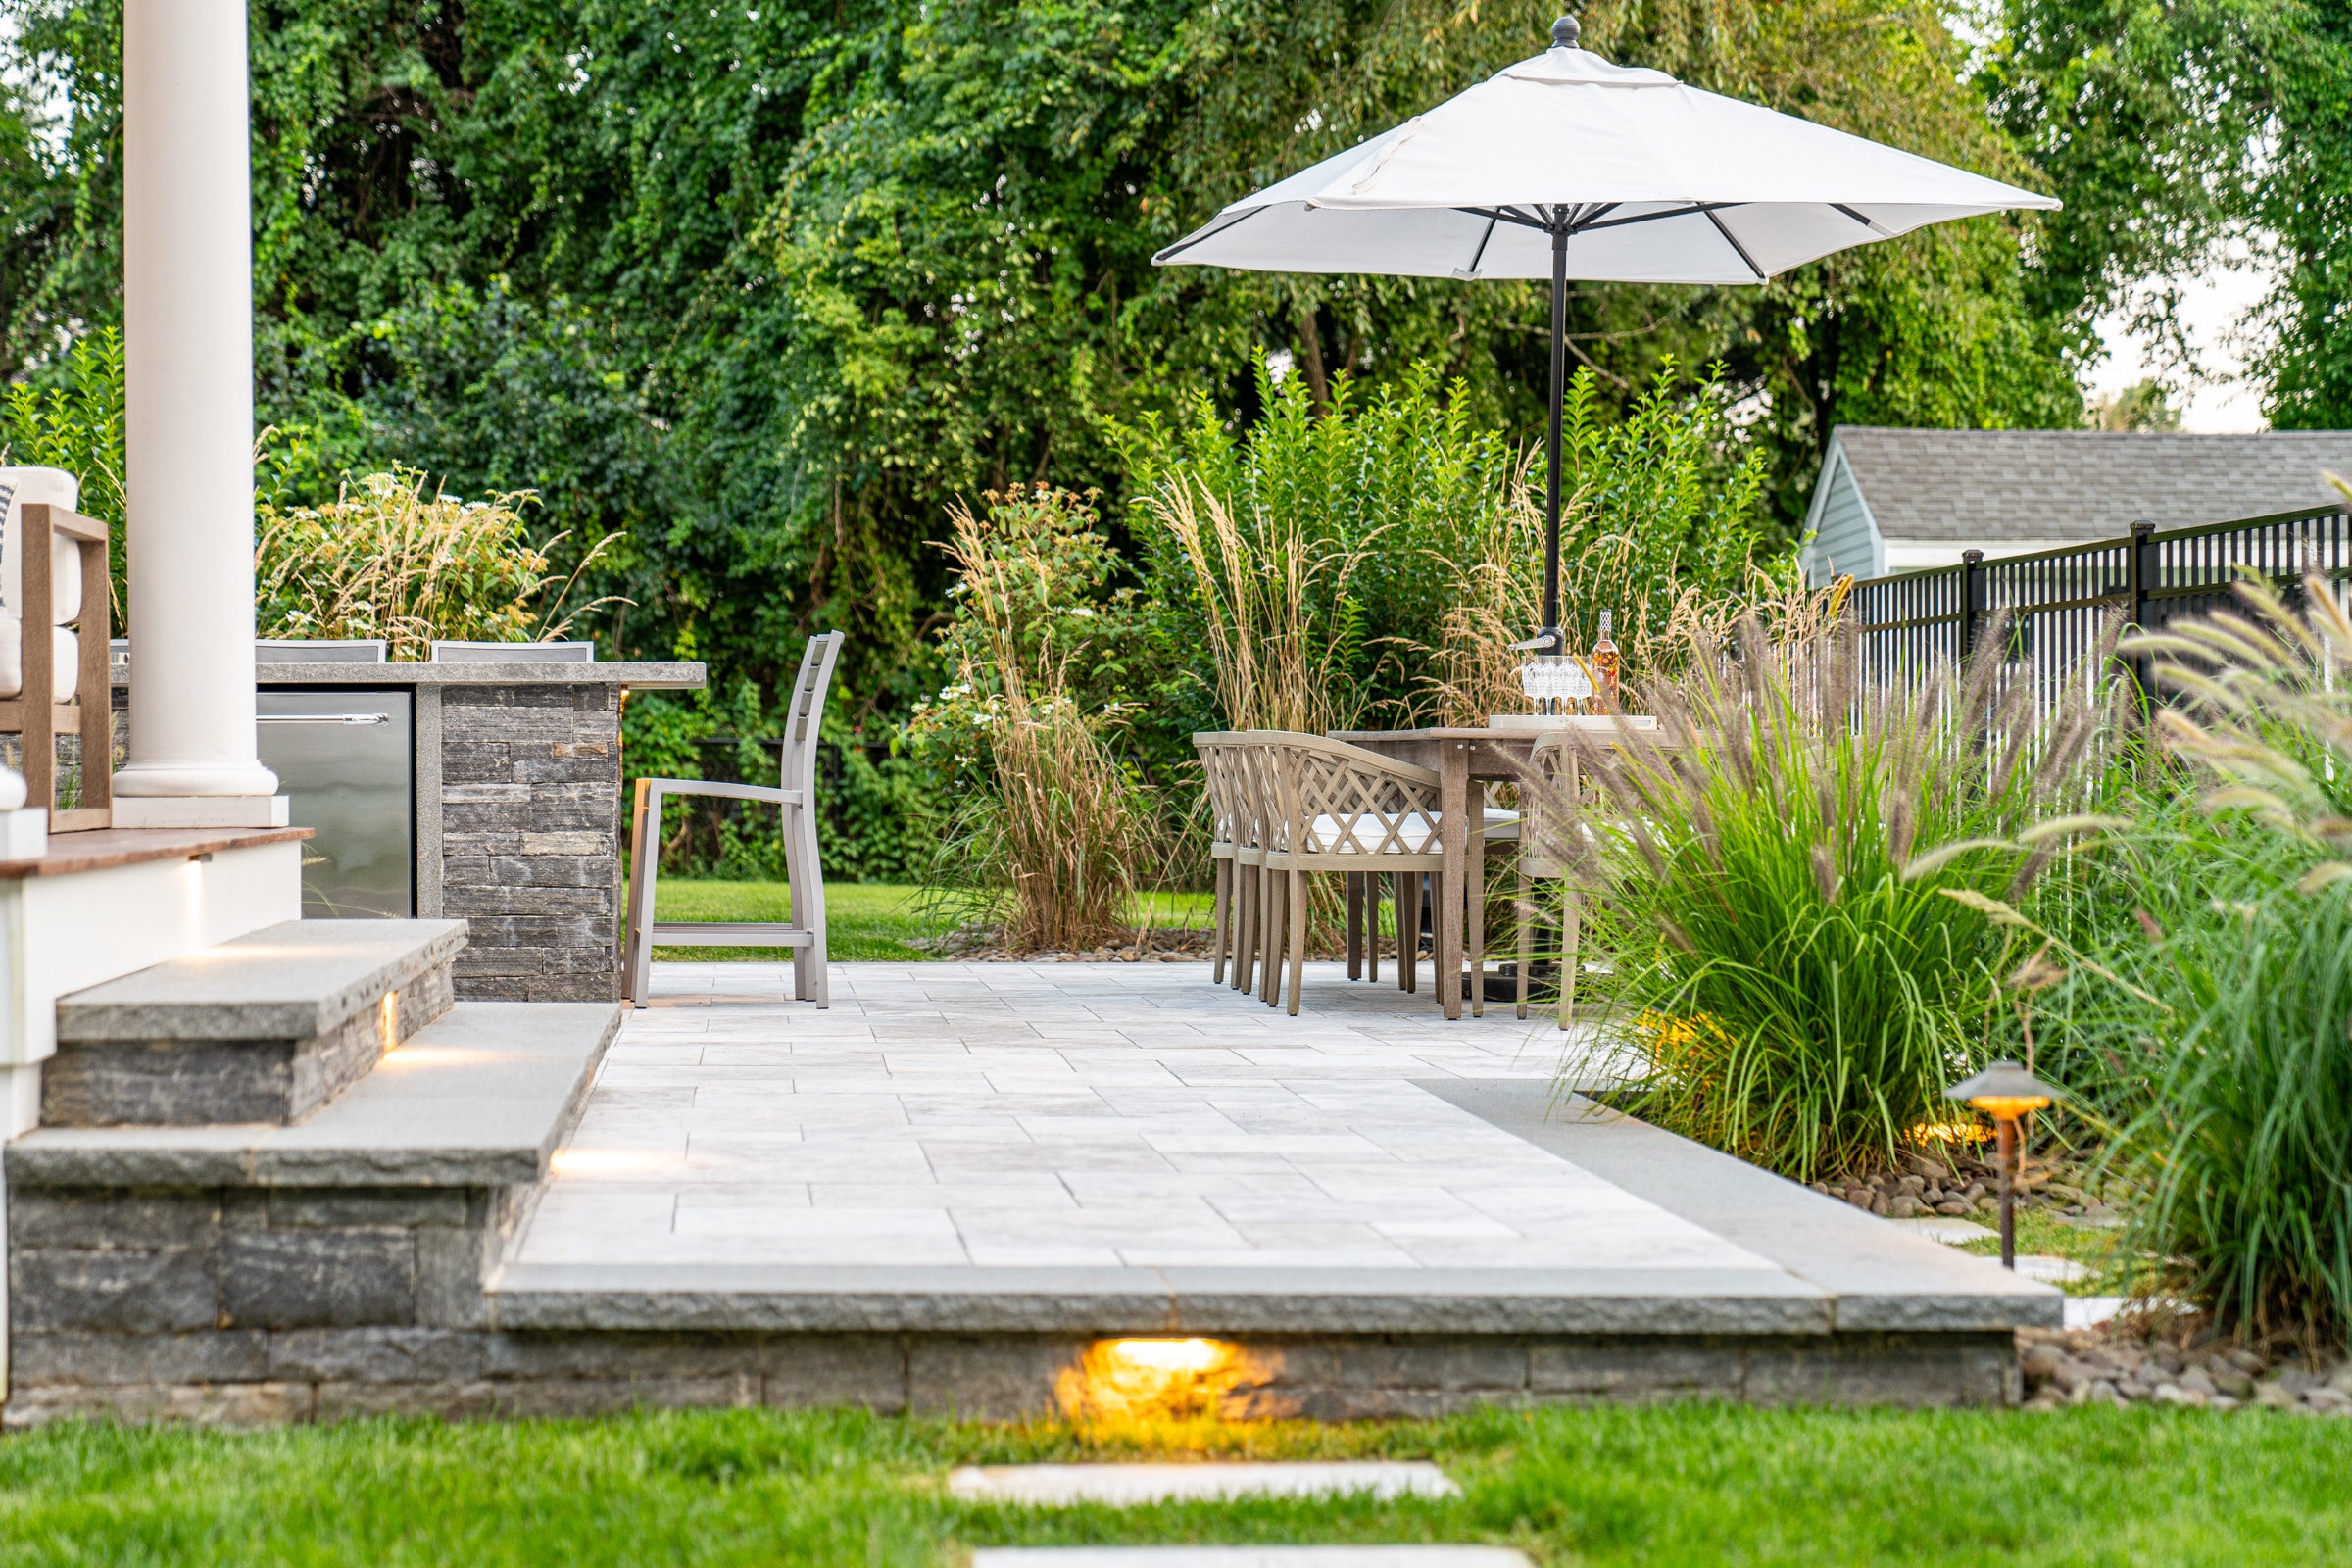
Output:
2018,1324,2352,1413
1807,1152,2123,1223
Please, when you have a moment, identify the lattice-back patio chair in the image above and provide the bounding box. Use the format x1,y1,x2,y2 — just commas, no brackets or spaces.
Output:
1255,733,1449,1016
623,631,844,1007
1192,732,1257,989
1228,731,1298,1002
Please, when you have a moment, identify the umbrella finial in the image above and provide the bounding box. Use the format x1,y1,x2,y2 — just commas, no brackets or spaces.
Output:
1550,14,1581,48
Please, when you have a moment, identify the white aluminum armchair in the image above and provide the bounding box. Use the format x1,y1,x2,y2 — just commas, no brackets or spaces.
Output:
622,631,843,1007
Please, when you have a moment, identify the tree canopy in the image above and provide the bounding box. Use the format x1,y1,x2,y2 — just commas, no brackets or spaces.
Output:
0,0,2333,714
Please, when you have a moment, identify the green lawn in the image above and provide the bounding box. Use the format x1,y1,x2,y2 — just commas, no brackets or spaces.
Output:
2,1403,2346,1565
650,882,1216,963
651,881,942,962
1955,1210,2132,1296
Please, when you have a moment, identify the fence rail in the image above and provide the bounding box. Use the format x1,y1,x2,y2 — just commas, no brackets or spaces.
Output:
1848,504,2352,705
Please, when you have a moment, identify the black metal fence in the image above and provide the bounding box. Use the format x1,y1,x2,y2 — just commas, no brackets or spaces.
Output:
1848,504,2352,705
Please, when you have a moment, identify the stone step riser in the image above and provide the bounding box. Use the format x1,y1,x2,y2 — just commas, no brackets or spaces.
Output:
40,964,456,1126
41,919,467,1127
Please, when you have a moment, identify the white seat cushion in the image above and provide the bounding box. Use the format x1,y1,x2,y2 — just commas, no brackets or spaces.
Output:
0,466,85,628
0,615,78,701
1305,808,1520,854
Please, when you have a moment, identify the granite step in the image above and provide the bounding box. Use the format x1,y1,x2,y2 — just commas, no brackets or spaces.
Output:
41,918,468,1126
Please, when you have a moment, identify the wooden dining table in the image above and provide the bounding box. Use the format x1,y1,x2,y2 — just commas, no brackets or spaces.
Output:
1332,720,1665,1020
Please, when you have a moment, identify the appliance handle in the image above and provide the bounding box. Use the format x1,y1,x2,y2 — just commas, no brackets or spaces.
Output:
258,713,394,726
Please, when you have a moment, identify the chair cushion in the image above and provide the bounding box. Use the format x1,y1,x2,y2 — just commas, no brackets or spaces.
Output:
0,466,85,627
0,615,78,701
1304,808,1518,853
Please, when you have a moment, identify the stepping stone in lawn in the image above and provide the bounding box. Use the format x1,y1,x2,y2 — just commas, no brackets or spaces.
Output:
949,1462,1459,1508
1886,1216,1997,1244
972,1551,1531,1566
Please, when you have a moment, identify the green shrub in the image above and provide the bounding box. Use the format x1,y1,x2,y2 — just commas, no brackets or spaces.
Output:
1556,616,2113,1182
1115,356,1784,733
2,326,124,615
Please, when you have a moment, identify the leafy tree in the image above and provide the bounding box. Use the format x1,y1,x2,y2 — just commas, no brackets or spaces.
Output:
0,0,2113,890
2251,0,2352,427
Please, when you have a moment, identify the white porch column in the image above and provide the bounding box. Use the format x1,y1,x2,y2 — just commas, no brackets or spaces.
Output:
111,0,283,825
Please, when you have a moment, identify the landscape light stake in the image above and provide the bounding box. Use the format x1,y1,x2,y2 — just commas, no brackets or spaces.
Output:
1945,1060,2062,1269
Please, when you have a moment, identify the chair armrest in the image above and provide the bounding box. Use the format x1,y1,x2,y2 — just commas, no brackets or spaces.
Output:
639,777,802,807
23,503,108,545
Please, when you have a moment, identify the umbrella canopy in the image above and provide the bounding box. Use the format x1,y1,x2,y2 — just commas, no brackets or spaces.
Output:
1154,15,2058,650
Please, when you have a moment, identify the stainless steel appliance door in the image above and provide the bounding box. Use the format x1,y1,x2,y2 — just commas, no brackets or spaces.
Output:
258,689,415,917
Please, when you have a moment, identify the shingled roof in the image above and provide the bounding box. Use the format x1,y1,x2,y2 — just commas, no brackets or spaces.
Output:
1831,426,2352,543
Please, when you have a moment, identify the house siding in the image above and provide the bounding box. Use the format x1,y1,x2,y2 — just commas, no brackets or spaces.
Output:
1802,445,1882,585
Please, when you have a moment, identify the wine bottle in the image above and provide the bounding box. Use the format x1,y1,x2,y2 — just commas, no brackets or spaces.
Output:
1588,610,1621,713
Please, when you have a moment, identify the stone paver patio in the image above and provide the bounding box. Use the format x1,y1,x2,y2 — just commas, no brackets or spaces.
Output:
514,961,1785,1277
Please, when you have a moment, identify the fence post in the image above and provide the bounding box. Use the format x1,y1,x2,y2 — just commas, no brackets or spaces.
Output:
1958,549,1984,662
2127,519,2157,715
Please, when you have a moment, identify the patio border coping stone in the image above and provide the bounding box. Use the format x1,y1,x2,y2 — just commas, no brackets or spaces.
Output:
1414,1081,2064,1332
483,1262,1833,1336
8,1000,621,1188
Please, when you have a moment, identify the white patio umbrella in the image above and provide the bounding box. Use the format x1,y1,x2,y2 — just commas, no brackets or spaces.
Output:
1154,15,2059,651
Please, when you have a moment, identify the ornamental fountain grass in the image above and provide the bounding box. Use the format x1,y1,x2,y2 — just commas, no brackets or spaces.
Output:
2060,571,2352,1352
1541,612,2120,1184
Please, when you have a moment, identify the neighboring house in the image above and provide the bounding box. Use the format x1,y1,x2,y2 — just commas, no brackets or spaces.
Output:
1800,426,2352,584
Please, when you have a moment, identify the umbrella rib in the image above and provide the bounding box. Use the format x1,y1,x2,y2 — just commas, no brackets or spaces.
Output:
1152,206,1264,264
1464,213,1499,275
1833,202,1896,237
1705,209,1769,280
1577,201,1740,232
1461,205,1552,232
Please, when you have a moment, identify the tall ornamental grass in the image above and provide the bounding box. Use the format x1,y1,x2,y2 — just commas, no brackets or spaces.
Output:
1117,359,1522,732
1549,615,2114,1182
2082,573,2352,1349
1120,356,1783,733
918,487,1151,952
255,467,617,659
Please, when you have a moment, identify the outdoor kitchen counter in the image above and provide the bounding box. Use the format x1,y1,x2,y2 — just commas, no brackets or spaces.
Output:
227,659,708,1004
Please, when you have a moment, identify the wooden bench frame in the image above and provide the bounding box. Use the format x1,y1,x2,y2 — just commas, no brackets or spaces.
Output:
2,502,112,831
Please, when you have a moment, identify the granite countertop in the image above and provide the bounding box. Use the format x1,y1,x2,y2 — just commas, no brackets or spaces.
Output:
256,660,705,689
103,660,706,690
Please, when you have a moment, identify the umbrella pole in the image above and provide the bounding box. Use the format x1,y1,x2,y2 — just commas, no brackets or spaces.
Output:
1540,221,1568,651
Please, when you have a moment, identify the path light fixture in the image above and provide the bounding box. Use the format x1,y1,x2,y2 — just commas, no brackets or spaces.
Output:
1945,1060,2062,1269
